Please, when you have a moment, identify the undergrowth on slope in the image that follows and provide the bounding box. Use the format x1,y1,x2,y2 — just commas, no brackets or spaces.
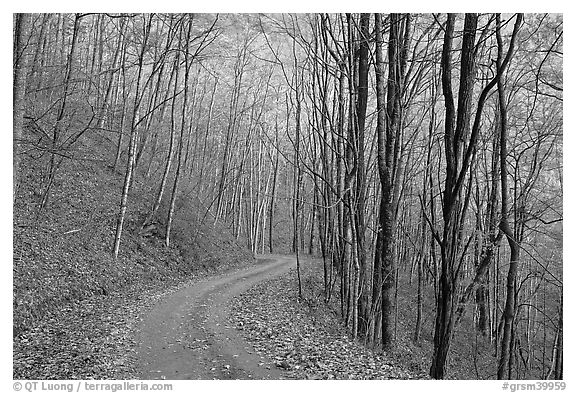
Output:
13,122,254,341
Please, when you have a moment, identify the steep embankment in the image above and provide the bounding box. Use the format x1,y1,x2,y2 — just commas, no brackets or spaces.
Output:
13,124,255,379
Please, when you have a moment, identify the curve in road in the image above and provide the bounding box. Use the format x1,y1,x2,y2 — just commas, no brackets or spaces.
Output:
137,254,295,380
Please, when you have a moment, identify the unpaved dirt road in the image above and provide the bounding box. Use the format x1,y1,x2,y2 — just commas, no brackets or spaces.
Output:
137,254,295,380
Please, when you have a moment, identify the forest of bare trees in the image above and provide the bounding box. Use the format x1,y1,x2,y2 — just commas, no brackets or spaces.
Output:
14,13,562,380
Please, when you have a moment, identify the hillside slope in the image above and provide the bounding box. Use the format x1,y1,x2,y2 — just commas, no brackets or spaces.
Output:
13,121,255,347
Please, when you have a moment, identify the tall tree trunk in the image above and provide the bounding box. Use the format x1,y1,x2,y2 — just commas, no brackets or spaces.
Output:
13,13,31,202
430,13,477,379
429,14,523,378
197,76,218,196
375,12,407,350
113,15,152,258
166,16,193,248
497,13,524,380
355,12,370,337
268,119,279,253
30,13,50,92
415,101,436,345
96,17,125,132
215,40,248,222
294,87,303,298
142,55,179,228
113,36,129,172
454,134,503,327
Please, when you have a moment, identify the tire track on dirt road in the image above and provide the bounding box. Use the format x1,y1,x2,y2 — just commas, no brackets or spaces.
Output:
137,254,295,380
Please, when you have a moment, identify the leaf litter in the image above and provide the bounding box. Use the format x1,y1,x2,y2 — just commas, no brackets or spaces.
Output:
229,260,425,380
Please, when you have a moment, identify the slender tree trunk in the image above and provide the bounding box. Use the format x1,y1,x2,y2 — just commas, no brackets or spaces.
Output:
166,17,193,248
142,55,179,228
414,123,434,344
30,13,49,92
497,13,524,380
355,12,370,337
215,41,247,222
197,76,218,196
308,186,317,255
97,17,125,132
294,91,303,298
454,135,503,326
113,15,152,258
113,40,129,172
430,13,477,379
554,301,563,379
268,120,279,253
